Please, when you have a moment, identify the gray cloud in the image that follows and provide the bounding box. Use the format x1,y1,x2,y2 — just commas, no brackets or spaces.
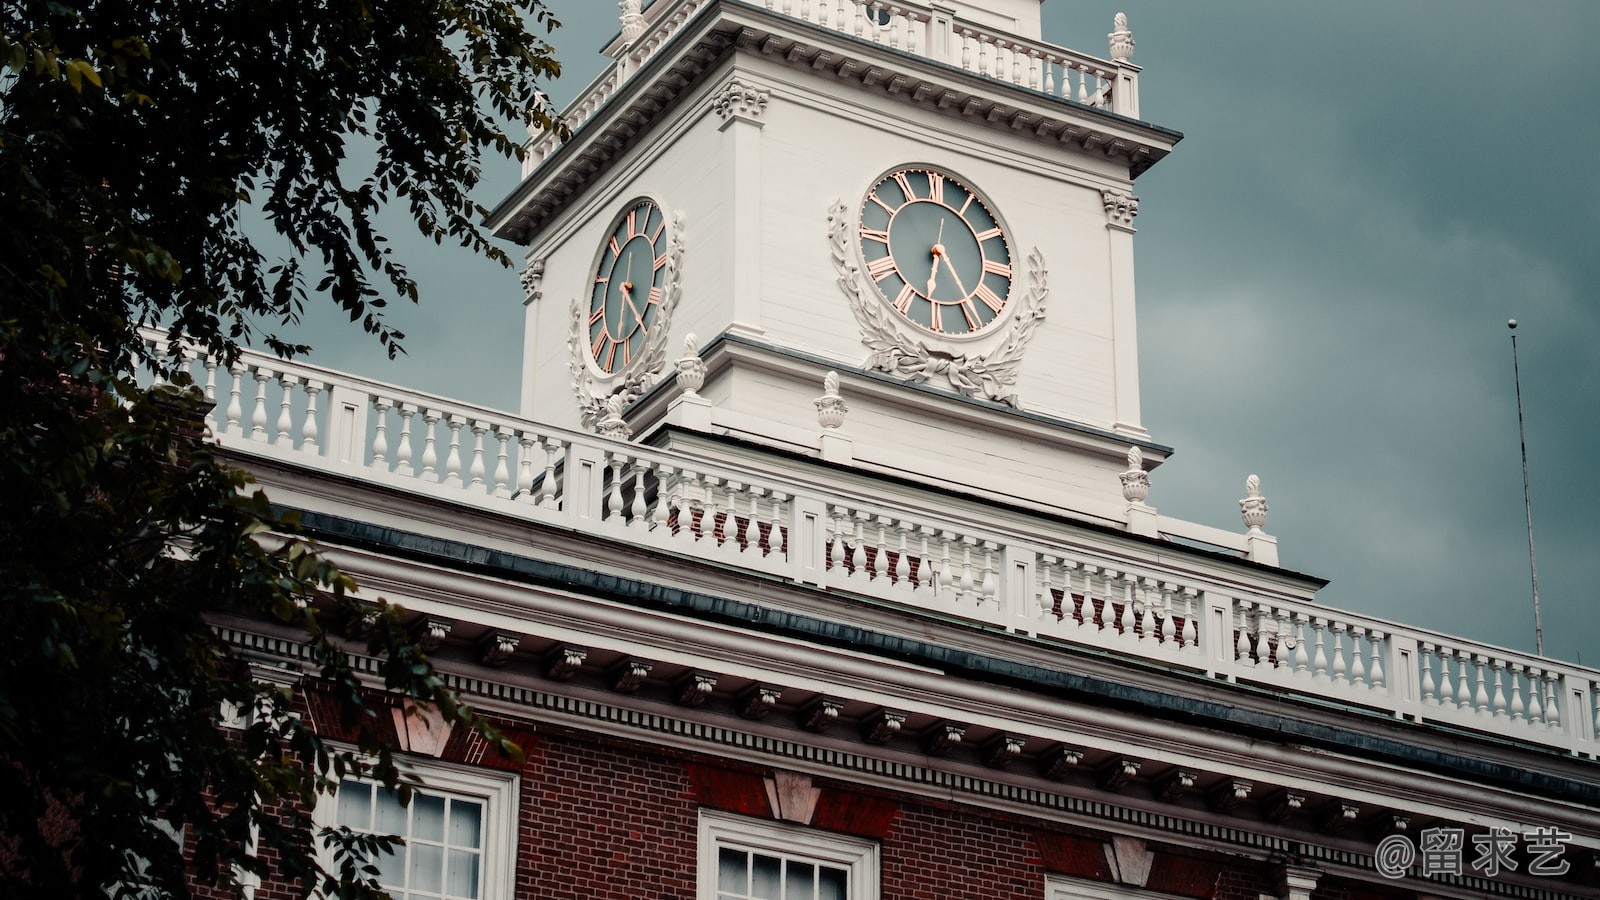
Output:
278,1,1600,664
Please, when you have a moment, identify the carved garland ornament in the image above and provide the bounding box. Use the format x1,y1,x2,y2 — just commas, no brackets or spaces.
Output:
568,210,687,429
828,199,1047,407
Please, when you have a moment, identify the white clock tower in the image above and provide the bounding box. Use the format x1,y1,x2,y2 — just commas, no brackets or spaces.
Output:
491,0,1177,527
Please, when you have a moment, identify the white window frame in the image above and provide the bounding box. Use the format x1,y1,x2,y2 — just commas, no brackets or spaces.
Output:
698,809,880,900
312,758,518,900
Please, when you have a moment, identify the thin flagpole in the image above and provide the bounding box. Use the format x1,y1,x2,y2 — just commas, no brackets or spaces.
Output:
1508,319,1544,656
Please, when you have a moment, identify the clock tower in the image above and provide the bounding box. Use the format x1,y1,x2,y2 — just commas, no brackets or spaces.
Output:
491,0,1176,525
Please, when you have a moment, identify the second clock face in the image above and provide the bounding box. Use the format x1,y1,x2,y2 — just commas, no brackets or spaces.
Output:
589,199,669,374
858,167,1013,336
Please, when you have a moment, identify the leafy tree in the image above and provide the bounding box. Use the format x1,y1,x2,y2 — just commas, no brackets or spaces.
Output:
0,1,562,896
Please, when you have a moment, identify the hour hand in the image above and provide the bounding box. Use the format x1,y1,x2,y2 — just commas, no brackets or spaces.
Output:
926,247,941,296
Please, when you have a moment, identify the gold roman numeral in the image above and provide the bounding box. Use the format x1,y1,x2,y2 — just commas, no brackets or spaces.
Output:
974,283,1006,313
973,227,1003,242
865,256,898,281
892,171,917,200
894,283,916,313
927,172,944,204
859,226,890,245
982,259,1011,277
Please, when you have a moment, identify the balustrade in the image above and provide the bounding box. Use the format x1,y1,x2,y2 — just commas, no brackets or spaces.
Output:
523,0,1134,176
139,333,1600,758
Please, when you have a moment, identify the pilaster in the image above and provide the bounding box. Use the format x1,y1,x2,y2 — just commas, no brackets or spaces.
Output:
1102,188,1146,439
715,74,770,340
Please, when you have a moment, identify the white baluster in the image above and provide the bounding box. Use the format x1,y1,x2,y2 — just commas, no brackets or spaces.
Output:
1437,648,1456,707
249,368,271,440
893,523,912,586
467,420,488,492
537,438,559,508
419,409,440,481
1543,672,1561,730
977,36,989,76
1159,586,1176,645
960,30,971,70
1368,631,1385,690
1456,650,1473,712
1273,606,1292,669
848,514,866,576
651,465,675,531
1010,42,1021,82
1509,663,1527,722
980,542,998,609
1348,626,1366,688
1311,619,1329,681
1491,660,1507,718
201,353,219,434
1527,666,1545,726
1420,644,1437,705
936,532,955,601
605,454,625,521
225,362,245,437
274,374,296,445
1330,624,1348,684
1234,605,1252,666
300,381,322,452
630,462,649,531
1292,613,1309,675
395,404,417,477
371,398,392,469
1043,56,1056,96
1182,591,1198,649
515,432,535,500
442,415,465,487
492,426,513,498
1027,50,1040,90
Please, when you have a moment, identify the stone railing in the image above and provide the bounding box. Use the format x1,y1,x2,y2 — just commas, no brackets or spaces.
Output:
524,0,1139,173
147,336,1600,759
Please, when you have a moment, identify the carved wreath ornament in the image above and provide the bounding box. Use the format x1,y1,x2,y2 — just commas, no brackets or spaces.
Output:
828,200,1047,407
568,210,687,429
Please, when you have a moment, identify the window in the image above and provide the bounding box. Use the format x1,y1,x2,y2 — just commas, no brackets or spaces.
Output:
1047,875,1183,900
699,810,879,900
317,762,517,900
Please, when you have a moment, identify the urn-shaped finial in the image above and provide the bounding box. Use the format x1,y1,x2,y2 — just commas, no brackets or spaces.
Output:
1119,445,1151,503
674,332,707,396
596,393,633,441
814,371,848,430
1239,474,1269,532
1109,12,1134,63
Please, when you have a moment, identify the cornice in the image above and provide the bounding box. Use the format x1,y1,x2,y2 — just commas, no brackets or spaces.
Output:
489,0,1181,245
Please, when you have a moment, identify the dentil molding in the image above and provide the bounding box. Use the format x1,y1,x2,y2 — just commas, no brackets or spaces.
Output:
828,199,1048,407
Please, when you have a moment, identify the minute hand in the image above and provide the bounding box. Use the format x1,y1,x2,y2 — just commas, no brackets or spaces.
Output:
938,251,971,299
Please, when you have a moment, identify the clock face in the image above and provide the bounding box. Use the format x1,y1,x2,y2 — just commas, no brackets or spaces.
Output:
589,199,669,374
858,167,1013,336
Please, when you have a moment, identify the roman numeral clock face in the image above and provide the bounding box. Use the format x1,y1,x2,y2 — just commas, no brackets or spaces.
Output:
858,167,1013,335
589,199,669,374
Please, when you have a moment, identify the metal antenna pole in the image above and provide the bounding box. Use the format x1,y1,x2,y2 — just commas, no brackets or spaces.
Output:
1508,319,1544,656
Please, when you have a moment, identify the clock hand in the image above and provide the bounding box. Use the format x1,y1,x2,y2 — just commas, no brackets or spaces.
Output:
926,219,946,296
939,249,970,299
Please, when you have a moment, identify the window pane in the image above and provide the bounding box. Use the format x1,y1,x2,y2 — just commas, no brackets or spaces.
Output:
414,793,446,843
375,788,409,835
335,781,372,829
751,853,781,900
818,865,848,900
786,860,815,899
401,841,437,894
446,848,480,899
375,845,406,889
449,798,483,848
718,847,748,893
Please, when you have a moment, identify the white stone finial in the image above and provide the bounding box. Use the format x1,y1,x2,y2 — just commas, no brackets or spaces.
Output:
596,393,632,440
1119,445,1150,504
1240,474,1268,533
674,332,707,397
814,371,848,430
619,0,645,44
1109,12,1134,63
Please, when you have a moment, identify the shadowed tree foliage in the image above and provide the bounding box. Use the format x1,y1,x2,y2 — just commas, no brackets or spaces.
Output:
0,1,562,896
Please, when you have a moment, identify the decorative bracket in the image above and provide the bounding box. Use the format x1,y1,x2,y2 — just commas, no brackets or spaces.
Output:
712,76,770,128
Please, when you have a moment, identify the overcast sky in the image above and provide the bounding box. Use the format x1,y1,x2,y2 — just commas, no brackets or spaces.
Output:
283,1,1600,666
